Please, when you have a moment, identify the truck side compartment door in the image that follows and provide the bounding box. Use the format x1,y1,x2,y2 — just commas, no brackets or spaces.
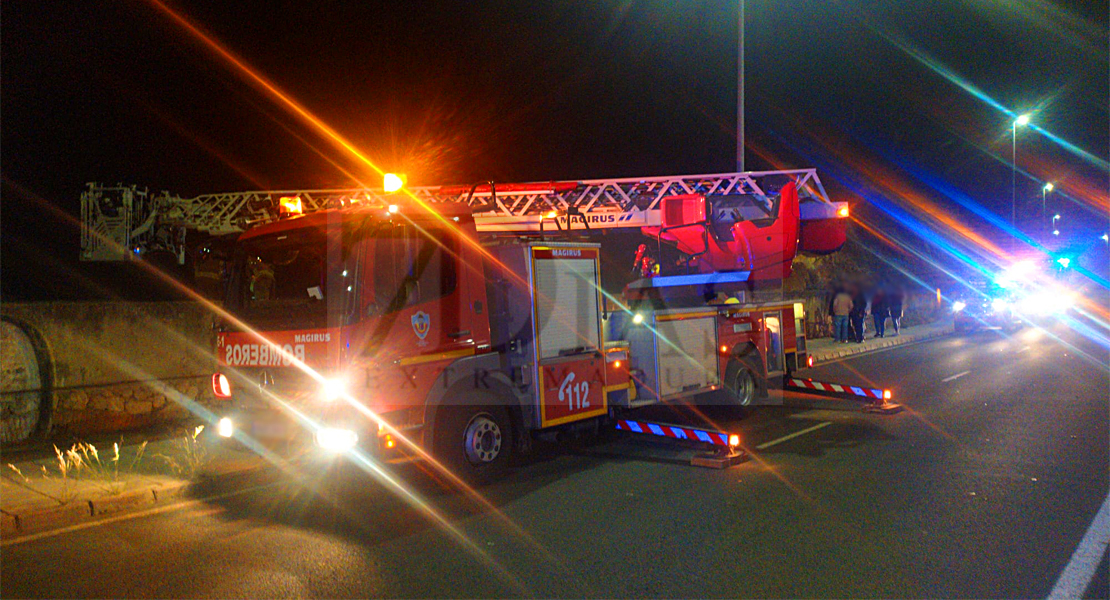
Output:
532,247,607,428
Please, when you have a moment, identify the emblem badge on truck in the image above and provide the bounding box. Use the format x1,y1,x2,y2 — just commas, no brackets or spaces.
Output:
411,311,431,344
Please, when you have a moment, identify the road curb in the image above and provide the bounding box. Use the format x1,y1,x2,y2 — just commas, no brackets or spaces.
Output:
0,464,261,539
1,501,91,537
810,325,952,364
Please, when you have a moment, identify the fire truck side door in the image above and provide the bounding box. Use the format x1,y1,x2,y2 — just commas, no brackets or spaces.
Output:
371,223,465,351
355,224,469,413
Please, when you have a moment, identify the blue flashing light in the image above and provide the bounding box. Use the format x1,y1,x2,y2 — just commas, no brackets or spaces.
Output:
626,271,750,289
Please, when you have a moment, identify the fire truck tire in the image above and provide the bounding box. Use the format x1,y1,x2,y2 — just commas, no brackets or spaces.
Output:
723,352,762,408
435,403,513,483
731,364,758,407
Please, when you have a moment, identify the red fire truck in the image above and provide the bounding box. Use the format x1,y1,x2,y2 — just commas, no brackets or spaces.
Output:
204,170,851,478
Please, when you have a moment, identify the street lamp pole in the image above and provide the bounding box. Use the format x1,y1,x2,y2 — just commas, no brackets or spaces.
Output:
736,0,744,173
1012,114,1030,229
1042,182,1054,234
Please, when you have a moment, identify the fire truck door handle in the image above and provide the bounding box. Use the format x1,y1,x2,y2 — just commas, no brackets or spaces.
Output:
447,329,471,339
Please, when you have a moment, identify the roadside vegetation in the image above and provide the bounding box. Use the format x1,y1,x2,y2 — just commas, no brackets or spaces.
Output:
5,425,210,506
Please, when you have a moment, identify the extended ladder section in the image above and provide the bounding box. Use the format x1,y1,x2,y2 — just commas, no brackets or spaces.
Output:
80,169,844,262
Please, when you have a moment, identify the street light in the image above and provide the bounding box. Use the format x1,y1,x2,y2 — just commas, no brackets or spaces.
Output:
1052,213,1061,237
1011,114,1031,228
737,0,745,172
1042,182,1054,234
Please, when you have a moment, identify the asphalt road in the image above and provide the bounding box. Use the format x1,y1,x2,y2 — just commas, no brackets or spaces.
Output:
4,324,1108,598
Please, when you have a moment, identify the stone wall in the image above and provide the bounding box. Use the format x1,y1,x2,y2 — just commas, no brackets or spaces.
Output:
0,302,230,443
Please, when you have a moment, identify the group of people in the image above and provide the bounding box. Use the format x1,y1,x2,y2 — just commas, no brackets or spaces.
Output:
828,284,904,343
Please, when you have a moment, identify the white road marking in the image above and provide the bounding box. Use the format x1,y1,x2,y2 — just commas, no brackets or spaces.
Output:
942,370,971,383
1047,492,1110,599
1,481,281,547
755,422,832,450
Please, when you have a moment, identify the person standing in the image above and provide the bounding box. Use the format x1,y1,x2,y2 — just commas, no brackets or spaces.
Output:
849,287,868,343
871,288,889,338
831,287,853,343
888,286,904,336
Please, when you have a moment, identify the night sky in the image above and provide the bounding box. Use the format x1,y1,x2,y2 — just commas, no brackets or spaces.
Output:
2,1,1107,300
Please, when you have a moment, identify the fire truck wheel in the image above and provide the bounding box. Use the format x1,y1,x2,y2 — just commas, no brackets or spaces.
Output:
730,361,759,408
436,404,513,482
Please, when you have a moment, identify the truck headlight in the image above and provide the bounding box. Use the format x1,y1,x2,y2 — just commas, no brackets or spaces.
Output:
316,428,358,452
321,377,346,402
952,301,966,313
991,298,1009,312
217,417,234,438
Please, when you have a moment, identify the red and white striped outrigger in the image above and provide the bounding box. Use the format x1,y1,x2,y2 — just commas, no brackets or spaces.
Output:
615,419,746,469
782,376,902,414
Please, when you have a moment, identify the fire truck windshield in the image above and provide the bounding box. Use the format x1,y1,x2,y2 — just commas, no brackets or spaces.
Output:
228,228,356,329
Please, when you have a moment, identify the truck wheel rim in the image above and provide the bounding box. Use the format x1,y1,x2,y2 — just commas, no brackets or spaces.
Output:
736,371,755,406
463,414,502,464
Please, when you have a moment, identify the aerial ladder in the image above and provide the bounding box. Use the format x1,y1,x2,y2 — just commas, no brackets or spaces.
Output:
80,169,849,284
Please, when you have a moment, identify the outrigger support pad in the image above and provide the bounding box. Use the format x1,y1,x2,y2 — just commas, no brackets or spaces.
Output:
782,376,904,415
615,419,747,469
690,445,746,469
862,399,904,414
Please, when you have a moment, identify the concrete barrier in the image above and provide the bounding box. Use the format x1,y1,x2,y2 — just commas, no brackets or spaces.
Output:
0,302,230,443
